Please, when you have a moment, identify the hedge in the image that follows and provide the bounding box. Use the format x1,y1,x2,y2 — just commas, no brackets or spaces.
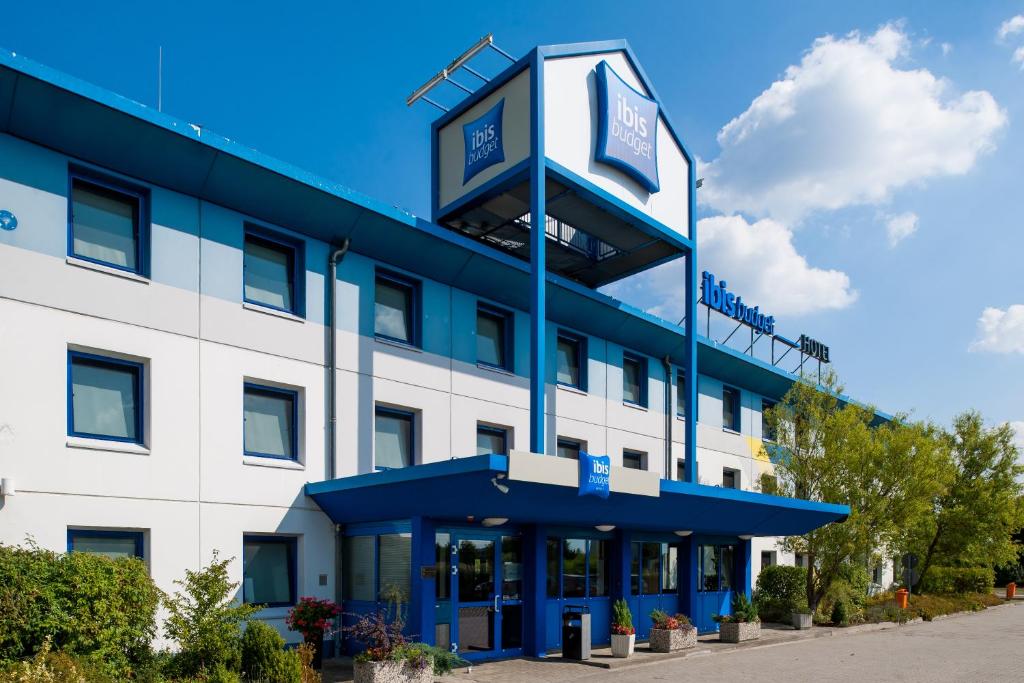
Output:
0,542,159,679
754,564,807,622
918,567,994,595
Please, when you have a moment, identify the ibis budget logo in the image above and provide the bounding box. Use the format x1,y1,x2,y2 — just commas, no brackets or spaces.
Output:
595,61,660,193
579,451,611,499
462,98,505,184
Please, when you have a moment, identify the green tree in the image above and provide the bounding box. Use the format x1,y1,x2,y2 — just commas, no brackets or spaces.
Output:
909,412,1024,592
162,551,260,677
764,371,947,613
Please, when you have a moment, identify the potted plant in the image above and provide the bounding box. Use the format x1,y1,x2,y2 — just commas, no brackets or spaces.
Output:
714,594,761,643
344,610,434,683
648,610,697,652
610,599,636,658
286,596,342,670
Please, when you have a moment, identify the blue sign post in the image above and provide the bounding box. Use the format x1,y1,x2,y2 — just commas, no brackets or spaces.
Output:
594,61,660,193
578,452,610,499
462,98,505,183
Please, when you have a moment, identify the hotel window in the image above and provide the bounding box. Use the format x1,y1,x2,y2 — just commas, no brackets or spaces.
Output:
477,304,513,371
375,407,414,470
698,544,736,592
476,424,509,455
761,399,777,441
675,370,686,418
375,271,419,346
243,383,298,461
243,227,303,315
242,535,297,607
622,352,646,406
676,458,686,481
68,351,143,444
342,535,376,602
67,529,144,560
795,553,809,569
722,467,740,490
722,386,740,432
556,331,586,390
622,449,646,470
761,551,776,568
547,537,610,599
632,542,677,595
556,437,582,460
69,171,146,274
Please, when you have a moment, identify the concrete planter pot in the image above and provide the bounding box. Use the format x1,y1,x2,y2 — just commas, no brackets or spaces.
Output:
792,611,813,630
353,659,433,683
649,626,697,652
719,621,761,643
610,633,636,657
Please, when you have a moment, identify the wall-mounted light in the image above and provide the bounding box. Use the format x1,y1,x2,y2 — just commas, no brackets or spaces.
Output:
738,534,754,541
481,517,508,527
673,530,692,537
0,478,14,497
595,524,615,532
490,475,509,494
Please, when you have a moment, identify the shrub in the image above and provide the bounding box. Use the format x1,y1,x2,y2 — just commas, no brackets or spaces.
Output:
0,639,114,683
714,593,759,624
611,599,634,635
240,621,301,683
285,598,341,644
0,541,159,679
343,610,407,663
918,567,994,595
754,565,807,622
649,611,691,630
162,551,260,677
830,599,849,626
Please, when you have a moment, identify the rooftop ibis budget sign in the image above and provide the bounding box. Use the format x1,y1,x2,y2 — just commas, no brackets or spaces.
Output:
594,60,660,194
462,98,505,183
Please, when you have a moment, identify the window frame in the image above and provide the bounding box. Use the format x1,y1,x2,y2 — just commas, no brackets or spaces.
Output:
722,385,741,432
476,303,514,371
374,269,421,347
632,541,679,596
243,382,300,461
555,330,587,391
67,350,144,444
476,423,510,456
697,543,737,593
67,528,144,559
556,437,583,460
761,399,777,442
546,535,611,600
67,167,149,276
242,534,298,608
242,224,305,317
622,449,646,470
722,467,741,490
374,406,416,470
621,351,647,407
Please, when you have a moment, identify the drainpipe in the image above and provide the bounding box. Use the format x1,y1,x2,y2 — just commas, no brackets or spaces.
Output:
663,355,672,479
327,238,351,481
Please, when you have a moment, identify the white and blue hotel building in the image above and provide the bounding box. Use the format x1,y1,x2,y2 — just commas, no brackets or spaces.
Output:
0,41,883,659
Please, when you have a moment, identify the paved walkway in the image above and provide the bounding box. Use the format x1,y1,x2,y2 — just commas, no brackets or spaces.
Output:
322,602,1021,682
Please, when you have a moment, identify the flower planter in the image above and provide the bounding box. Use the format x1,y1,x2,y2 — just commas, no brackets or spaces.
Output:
305,630,324,670
610,633,635,658
719,621,761,643
649,626,697,653
353,659,433,683
791,611,813,630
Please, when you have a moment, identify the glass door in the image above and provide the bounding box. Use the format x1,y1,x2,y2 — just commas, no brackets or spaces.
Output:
695,544,736,632
451,533,523,658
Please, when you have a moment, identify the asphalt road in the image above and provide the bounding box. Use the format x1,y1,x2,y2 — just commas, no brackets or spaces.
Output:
579,604,1023,682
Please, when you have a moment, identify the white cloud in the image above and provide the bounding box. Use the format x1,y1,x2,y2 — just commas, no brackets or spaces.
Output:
700,24,1007,224
603,215,858,320
941,42,953,56
1014,46,1024,69
885,211,918,247
969,305,1024,354
997,15,1024,41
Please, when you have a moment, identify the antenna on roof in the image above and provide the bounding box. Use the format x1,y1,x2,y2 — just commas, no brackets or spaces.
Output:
406,33,515,112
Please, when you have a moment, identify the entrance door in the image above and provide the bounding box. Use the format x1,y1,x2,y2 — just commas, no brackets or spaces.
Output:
695,544,736,632
451,533,523,659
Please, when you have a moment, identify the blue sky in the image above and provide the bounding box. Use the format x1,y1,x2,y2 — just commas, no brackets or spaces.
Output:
4,1,1023,437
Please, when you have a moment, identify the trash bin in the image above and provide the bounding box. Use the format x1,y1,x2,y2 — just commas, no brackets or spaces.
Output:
562,605,591,660
895,588,909,609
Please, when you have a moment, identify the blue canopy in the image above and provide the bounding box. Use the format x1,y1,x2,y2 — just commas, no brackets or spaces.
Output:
305,455,848,537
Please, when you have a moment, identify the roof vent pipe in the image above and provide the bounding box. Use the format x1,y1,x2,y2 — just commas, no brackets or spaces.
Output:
327,238,351,481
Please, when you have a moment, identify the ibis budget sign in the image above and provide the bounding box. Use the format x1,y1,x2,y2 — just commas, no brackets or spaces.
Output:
594,60,660,194
579,451,611,499
462,98,506,183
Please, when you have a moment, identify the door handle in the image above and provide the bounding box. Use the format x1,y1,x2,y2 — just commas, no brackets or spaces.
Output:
493,595,500,612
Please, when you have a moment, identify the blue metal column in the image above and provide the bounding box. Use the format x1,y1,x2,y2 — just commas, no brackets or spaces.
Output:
687,536,699,625
529,50,546,454
677,536,694,619
408,516,437,645
683,161,698,483
739,538,753,600
525,524,548,656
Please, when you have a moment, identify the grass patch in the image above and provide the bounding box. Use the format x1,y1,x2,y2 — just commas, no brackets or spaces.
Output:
861,591,1004,624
